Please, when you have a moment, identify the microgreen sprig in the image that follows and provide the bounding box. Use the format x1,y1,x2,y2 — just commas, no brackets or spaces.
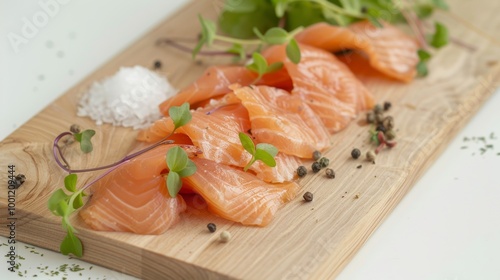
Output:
165,146,197,197
238,132,278,171
73,129,95,153
430,22,448,48
416,49,432,77
193,16,303,66
49,103,194,257
246,52,284,84
47,174,86,257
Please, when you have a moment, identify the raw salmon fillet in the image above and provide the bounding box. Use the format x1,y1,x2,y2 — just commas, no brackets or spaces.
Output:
159,66,292,116
233,85,330,158
295,21,419,82
183,157,300,226
263,44,374,133
138,103,300,182
79,145,198,234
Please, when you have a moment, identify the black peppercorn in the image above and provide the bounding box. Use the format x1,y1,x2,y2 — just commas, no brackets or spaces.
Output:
154,60,162,69
325,168,335,179
70,124,80,134
312,150,321,161
297,166,307,178
383,101,392,111
207,223,216,233
351,148,361,159
319,157,329,168
376,124,386,133
14,174,26,189
303,192,313,202
311,162,321,173
383,116,394,130
373,104,383,114
366,112,375,124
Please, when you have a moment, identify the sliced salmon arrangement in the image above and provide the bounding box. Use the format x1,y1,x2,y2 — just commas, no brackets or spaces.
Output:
81,20,418,234
183,158,299,226
79,145,194,234
263,44,375,133
232,85,331,157
295,21,419,82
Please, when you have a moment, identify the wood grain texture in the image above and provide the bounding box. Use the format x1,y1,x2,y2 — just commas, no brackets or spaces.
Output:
1,0,500,279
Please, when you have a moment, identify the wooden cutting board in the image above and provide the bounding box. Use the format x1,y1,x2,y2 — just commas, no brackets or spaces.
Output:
1,0,500,279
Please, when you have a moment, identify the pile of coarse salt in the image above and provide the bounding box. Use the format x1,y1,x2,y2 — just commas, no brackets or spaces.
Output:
77,66,177,129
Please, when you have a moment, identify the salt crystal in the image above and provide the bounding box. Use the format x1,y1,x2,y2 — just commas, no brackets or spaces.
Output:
77,66,176,129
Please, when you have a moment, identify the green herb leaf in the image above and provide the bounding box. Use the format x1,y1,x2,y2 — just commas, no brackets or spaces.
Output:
177,161,197,178
239,132,256,155
255,149,277,167
73,193,84,210
247,52,268,75
266,62,284,73
430,22,448,48
286,39,301,64
166,171,182,198
218,0,279,39
169,103,192,129
224,0,257,12
256,143,278,157
272,0,289,17
193,16,217,58
48,189,69,216
284,1,325,31
227,43,246,60
74,130,95,153
261,27,289,45
417,49,432,62
416,61,428,77
166,146,189,172
60,231,83,257
416,49,431,77
64,174,77,192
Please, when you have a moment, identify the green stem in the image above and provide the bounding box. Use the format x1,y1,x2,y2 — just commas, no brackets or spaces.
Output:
244,157,256,171
288,26,305,38
214,35,262,46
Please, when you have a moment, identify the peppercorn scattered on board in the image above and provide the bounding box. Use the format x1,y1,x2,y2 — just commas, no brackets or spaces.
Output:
1,0,500,279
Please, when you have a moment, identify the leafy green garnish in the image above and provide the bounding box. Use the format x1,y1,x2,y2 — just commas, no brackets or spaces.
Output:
165,146,197,197
169,102,192,130
227,43,246,60
430,22,448,48
246,52,284,84
195,14,303,64
219,0,280,39
47,174,86,257
193,16,217,58
73,129,95,153
239,132,278,171
416,49,431,77
286,39,301,64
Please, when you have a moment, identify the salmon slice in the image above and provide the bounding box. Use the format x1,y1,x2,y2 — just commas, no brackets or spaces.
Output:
159,66,292,116
295,21,419,82
251,152,301,183
79,145,201,234
138,103,299,182
183,157,300,226
263,44,374,133
233,85,330,158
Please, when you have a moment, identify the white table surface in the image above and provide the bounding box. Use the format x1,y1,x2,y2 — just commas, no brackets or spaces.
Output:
1,1,499,279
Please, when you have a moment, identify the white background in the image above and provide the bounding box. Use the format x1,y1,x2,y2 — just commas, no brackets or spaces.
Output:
1,1,499,279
